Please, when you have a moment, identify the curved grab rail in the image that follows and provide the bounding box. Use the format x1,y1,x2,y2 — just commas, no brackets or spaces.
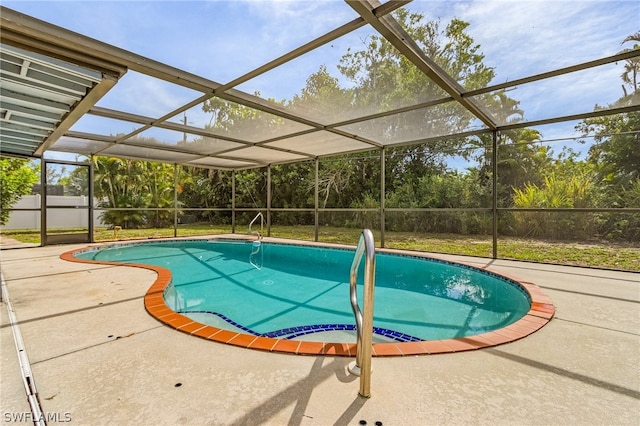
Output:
249,240,263,270
249,212,264,240
348,229,376,398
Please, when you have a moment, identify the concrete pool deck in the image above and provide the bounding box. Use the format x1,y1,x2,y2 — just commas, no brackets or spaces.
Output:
1,237,639,425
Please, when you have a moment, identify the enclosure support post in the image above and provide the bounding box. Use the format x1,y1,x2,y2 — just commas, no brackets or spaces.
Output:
314,158,319,242
173,163,178,238
39,158,46,247
88,156,94,243
380,148,385,248
232,170,236,234
492,130,498,259
267,165,272,237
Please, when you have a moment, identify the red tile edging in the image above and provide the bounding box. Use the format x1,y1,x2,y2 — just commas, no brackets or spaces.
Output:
61,239,555,357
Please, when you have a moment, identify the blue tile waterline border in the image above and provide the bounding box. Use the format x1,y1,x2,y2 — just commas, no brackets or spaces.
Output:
180,310,423,343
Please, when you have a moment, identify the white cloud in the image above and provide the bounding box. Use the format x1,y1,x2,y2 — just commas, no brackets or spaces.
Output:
470,2,634,80
408,1,638,83
403,0,638,140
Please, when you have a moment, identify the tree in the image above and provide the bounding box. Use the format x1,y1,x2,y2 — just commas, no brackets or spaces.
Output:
194,9,499,213
320,11,498,208
0,157,39,225
58,165,89,196
178,166,231,223
578,32,640,191
146,162,177,228
288,67,376,211
94,157,147,228
93,155,175,229
620,32,639,97
338,14,493,115
337,13,494,149
466,85,555,209
271,162,315,209
579,112,639,190
569,32,640,242
288,65,353,122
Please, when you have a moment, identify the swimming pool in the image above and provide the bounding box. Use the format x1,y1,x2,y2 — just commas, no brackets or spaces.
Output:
65,238,554,356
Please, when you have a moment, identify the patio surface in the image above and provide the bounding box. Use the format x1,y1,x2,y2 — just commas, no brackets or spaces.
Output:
1,238,639,425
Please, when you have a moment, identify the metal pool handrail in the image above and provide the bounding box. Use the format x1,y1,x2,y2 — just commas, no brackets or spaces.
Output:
249,212,264,240
249,240,263,270
348,229,376,398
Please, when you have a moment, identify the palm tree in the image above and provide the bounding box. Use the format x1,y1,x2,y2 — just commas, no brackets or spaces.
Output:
620,32,639,97
145,162,177,228
93,157,154,229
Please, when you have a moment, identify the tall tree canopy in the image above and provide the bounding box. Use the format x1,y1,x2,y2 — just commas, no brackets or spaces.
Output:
578,32,640,190
93,155,175,228
0,157,38,225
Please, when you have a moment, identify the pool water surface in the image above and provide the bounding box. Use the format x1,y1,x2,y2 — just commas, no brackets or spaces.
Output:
67,238,555,355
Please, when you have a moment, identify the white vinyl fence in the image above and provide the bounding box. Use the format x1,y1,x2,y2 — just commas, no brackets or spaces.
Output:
3,195,105,229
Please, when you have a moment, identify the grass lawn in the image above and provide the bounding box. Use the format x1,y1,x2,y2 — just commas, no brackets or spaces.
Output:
2,224,638,272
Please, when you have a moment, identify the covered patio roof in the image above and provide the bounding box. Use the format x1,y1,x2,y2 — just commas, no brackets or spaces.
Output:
1,1,638,169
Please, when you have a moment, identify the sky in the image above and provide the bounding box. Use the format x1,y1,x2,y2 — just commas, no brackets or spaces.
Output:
3,0,639,162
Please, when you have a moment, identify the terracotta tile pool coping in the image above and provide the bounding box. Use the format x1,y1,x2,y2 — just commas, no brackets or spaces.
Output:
60,237,555,357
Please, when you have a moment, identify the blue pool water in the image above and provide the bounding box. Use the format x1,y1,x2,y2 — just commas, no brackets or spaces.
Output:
76,240,531,343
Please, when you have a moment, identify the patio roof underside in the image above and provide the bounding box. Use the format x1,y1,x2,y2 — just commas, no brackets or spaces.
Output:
1,1,638,170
